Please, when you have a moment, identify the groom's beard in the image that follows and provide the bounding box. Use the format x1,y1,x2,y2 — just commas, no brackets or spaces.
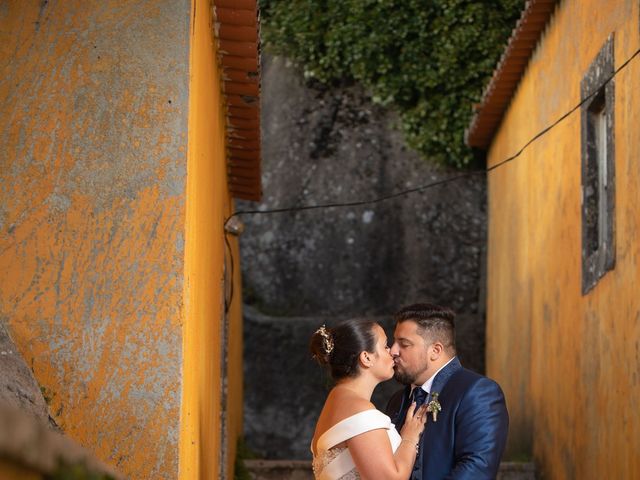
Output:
393,363,428,386
393,369,416,385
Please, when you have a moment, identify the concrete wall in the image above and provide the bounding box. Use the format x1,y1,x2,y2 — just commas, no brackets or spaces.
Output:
0,1,244,478
485,1,640,478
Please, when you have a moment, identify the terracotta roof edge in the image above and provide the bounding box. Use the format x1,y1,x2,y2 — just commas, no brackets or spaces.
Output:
212,0,263,201
465,0,558,150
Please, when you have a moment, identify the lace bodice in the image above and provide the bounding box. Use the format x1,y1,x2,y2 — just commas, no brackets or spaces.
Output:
311,409,401,480
312,446,359,480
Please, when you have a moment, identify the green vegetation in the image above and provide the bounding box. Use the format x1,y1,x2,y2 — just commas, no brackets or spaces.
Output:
234,437,260,480
506,451,533,462
259,0,524,167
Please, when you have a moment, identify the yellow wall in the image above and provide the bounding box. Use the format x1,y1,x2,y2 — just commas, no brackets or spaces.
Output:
1,0,245,478
0,1,190,476
225,235,244,477
486,1,640,478
180,0,244,478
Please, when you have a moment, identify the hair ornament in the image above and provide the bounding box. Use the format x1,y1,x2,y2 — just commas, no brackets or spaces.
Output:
316,324,334,355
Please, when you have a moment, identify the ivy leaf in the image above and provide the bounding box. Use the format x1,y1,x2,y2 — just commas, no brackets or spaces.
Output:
259,0,524,168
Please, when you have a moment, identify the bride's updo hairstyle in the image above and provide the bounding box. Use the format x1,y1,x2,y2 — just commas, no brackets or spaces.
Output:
310,319,378,380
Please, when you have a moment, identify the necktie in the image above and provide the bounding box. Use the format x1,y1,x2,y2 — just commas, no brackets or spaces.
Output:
412,387,427,408
410,387,427,479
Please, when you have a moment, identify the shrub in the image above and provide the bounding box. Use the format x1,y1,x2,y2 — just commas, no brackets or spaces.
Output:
259,0,524,168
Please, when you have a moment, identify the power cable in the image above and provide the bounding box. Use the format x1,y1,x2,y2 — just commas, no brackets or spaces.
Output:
225,46,640,227
222,45,640,310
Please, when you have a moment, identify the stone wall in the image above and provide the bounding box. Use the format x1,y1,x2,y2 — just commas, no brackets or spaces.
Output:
241,56,487,459
240,56,486,320
0,323,52,428
0,403,123,479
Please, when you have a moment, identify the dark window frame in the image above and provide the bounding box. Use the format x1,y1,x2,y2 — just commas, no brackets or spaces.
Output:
580,34,616,295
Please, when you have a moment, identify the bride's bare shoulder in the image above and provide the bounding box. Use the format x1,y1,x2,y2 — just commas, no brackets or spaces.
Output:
312,390,377,453
326,389,376,421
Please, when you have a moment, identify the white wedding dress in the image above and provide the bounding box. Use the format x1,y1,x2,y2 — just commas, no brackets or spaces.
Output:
311,409,402,480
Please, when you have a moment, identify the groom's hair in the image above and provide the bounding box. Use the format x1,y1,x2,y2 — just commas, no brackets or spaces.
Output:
394,303,456,354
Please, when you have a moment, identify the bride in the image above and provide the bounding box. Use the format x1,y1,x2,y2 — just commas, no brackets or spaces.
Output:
310,319,428,480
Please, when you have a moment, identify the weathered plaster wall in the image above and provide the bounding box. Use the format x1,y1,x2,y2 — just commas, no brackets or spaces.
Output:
486,1,640,477
0,1,190,477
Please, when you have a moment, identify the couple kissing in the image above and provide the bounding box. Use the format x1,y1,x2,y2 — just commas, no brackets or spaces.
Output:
309,302,509,480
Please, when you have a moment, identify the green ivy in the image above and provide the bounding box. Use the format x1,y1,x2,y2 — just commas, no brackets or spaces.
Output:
259,0,524,167
234,437,260,480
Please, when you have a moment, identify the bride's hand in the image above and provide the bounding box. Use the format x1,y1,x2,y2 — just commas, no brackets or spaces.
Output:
400,402,428,444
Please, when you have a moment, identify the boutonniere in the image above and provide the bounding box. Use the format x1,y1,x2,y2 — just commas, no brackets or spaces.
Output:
426,392,442,422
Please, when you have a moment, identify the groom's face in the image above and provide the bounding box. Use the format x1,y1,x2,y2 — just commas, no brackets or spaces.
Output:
390,320,431,387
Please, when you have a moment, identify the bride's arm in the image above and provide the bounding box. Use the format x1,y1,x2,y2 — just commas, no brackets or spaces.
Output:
348,403,427,480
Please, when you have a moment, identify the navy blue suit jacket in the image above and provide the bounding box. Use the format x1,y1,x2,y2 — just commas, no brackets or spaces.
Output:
385,358,509,480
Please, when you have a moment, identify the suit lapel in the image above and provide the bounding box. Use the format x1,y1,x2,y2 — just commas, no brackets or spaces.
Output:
394,358,462,426
428,356,462,401
394,386,412,427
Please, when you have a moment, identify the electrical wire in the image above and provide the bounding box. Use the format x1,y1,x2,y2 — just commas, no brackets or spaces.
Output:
227,170,484,220
487,46,640,173
225,46,640,227
223,232,235,314
222,45,640,310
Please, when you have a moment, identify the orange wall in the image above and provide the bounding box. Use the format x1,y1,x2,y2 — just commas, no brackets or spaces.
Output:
486,1,640,478
180,0,244,478
1,1,245,478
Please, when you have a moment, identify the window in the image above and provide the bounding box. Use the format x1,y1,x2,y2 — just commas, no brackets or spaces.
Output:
580,35,615,294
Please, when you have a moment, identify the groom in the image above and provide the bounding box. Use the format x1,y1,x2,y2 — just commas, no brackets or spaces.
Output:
386,303,509,479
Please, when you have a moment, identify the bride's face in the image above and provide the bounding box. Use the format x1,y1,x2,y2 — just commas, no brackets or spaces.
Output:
369,324,395,381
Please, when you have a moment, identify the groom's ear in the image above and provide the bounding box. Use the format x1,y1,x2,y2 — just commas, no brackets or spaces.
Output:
430,342,444,360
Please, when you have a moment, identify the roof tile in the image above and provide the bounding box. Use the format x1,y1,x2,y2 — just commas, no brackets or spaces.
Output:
465,0,558,149
213,0,262,201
